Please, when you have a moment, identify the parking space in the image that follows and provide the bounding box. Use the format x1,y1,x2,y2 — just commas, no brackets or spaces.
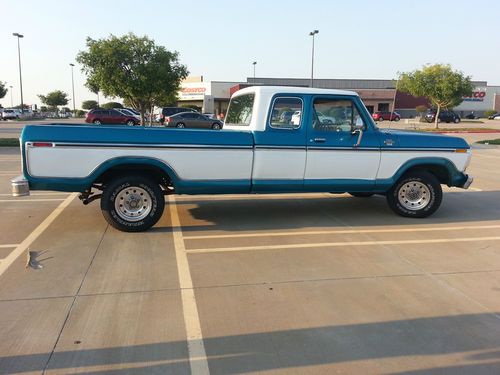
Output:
0,143,499,373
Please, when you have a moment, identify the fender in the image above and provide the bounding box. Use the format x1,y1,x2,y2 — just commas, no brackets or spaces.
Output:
374,156,466,192
25,156,180,192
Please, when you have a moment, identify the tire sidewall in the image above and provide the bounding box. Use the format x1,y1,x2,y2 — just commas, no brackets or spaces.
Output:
387,172,442,218
101,176,164,232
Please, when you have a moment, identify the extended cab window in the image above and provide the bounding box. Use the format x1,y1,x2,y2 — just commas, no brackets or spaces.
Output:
312,98,365,132
225,94,255,126
270,97,303,129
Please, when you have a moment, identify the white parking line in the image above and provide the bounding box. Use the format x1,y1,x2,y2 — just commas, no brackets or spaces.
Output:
185,236,500,254
0,244,19,248
168,196,210,375
0,193,77,278
183,224,500,240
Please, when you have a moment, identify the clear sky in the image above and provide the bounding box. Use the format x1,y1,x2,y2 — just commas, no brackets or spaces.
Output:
1,0,499,109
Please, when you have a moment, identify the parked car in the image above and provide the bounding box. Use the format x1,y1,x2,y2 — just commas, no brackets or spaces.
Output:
372,111,401,122
116,108,141,121
164,112,223,130
13,86,473,232
488,112,500,120
2,109,22,120
316,111,335,124
464,112,479,120
425,110,460,123
159,107,198,124
85,109,139,125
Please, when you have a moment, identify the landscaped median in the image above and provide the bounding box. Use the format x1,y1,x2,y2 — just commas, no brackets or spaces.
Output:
0,138,20,147
476,139,500,145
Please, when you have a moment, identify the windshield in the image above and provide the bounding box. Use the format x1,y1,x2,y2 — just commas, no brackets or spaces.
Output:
225,94,255,126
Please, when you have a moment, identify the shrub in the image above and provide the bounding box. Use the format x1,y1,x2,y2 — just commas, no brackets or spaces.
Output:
484,110,498,118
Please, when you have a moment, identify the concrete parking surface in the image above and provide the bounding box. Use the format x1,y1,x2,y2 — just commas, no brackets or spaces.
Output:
0,133,499,374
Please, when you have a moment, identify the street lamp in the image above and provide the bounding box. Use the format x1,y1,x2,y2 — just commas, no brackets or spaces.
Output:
9,86,13,108
12,33,24,113
252,61,257,83
309,29,319,88
69,63,76,114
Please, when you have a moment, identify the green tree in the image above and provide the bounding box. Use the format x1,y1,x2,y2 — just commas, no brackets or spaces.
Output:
0,82,7,100
398,64,473,128
38,90,69,113
82,100,98,110
77,33,188,125
102,101,123,109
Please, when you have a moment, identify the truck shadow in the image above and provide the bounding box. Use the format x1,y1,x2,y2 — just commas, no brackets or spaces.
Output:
1,313,499,374
156,191,500,233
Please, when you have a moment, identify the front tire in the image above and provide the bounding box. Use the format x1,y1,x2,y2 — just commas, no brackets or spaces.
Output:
101,175,165,232
126,120,135,126
93,119,102,125
212,123,221,130
386,170,442,218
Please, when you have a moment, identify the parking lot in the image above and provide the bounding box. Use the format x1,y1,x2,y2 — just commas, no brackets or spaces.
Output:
0,134,499,374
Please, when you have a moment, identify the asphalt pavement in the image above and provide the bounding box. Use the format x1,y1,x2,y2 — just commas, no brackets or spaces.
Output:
0,134,499,374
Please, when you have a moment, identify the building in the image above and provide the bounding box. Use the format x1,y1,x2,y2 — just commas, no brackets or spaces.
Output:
177,76,239,115
178,76,500,118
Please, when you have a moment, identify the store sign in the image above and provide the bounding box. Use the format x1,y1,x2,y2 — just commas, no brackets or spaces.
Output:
179,86,208,100
463,91,486,102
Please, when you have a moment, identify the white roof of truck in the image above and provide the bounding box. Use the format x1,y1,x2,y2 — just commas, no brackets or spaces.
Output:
233,85,359,97
224,86,359,132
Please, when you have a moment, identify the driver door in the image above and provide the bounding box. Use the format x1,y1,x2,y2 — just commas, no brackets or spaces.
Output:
304,95,381,192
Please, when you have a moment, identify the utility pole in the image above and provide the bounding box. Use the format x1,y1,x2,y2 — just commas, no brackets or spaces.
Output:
70,63,76,114
252,61,257,83
9,86,13,108
309,30,319,88
12,33,24,113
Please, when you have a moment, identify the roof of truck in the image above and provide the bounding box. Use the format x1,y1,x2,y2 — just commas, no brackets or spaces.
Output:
233,85,359,97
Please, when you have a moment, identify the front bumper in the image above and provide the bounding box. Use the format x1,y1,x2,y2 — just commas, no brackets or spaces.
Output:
11,175,30,197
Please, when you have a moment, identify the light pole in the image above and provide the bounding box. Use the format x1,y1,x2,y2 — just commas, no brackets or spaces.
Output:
252,61,257,83
12,33,24,113
309,29,319,88
69,63,76,114
9,86,13,108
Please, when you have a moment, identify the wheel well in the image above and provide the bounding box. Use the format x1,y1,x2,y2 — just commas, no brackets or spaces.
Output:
94,164,173,188
404,164,450,184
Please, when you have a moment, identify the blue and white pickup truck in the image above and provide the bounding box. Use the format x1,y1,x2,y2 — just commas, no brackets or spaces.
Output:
12,86,473,231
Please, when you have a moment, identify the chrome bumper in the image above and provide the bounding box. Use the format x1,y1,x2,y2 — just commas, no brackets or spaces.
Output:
11,175,30,197
462,175,474,189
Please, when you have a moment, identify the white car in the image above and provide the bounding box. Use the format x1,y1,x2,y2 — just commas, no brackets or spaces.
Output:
117,108,141,121
291,111,301,125
2,109,22,120
316,111,335,124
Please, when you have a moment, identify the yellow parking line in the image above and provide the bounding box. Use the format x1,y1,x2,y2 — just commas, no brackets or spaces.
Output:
183,224,500,240
0,198,66,203
185,236,500,254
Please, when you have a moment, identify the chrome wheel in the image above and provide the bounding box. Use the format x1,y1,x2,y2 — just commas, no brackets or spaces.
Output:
397,181,430,210
114,186,152,222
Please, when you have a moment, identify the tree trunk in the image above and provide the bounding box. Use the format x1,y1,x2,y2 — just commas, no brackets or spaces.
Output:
139,104,146,126
434,105,441,129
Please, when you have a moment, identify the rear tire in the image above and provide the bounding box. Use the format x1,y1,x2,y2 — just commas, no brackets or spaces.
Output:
93,119,102,125
101,175,165,232
386,170,442,218
212,123,221,130
176,123,185,128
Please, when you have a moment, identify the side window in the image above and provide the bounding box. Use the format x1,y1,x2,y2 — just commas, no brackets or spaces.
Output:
312,98,365,132
225,94,255,126
269,97,303,129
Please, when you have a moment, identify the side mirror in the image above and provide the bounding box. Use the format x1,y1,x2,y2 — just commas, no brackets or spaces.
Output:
351,123,364,134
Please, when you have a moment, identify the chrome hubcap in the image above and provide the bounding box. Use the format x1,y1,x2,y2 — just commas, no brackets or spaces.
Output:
398,181,431,210
114,186,152,222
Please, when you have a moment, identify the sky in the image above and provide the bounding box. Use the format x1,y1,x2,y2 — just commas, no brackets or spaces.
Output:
1,0,499,109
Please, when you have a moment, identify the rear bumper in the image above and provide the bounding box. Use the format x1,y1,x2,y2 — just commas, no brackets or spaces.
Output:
11,175,30,196
461,175,474,189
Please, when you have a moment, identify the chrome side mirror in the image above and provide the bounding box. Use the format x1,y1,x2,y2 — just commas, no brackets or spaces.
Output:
351,124,364,147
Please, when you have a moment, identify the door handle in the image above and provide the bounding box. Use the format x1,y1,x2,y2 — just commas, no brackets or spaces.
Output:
312,138,326,143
